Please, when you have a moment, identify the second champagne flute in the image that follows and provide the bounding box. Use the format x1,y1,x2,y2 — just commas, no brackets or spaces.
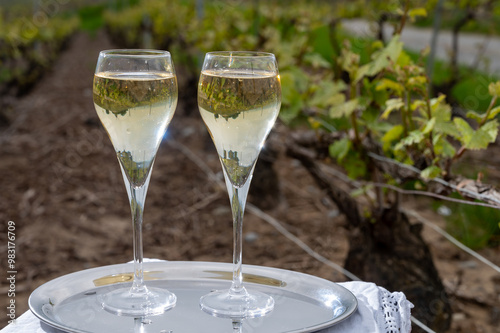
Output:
197,51,281,318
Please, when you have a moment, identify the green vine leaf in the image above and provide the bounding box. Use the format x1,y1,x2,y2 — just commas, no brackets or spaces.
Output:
309,80,347,108
396,50,412,67
433,134,456,158
466,110,484,122
453,118,475,146
304,53,332,69
425,96,461,139
411,99,426,112
376,78,404,95
487,106,500,120
329,138,351,162
420,165,442,180
329,138,366,179
344,152,367,179
280,96,303,124
394,129,425,151
454,118,499,150
279,68,308,124
339,48,360,75
355,35,403,83
434,120,461,139
382,124,404,151
408,8,427,20
365,77,389,106
422,117,436,135
488,81,500,97
467,104,500,124
407,75,427,88
329,99,358,119
482,120,500,141
430,95,447,113
381,98,404,119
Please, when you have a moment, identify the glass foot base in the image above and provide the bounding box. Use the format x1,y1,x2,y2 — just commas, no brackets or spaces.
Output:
200,287,274,319
99,287,176,317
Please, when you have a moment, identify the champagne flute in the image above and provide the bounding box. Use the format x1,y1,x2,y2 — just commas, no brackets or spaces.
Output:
93,50,177,316
197,51,281,318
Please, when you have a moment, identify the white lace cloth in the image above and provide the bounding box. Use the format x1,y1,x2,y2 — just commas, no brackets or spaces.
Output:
1,281,413,333
324,282,413,333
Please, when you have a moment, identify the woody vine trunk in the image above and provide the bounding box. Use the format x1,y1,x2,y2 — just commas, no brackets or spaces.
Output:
286,136,452,333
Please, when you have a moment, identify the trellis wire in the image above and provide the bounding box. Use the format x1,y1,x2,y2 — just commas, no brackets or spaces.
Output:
246,203,361,281
411,316,437,333
321,162,500,209
367,152,500,207
404,209,500,274
321,159,500,274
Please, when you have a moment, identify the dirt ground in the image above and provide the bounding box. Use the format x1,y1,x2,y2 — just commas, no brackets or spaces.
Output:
0,31,499,332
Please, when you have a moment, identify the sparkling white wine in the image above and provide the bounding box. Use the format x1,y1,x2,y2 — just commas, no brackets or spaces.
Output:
198,69,281,187
93,72,177,187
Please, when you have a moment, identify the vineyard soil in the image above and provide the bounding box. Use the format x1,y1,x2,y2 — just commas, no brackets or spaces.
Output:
0,31,499,332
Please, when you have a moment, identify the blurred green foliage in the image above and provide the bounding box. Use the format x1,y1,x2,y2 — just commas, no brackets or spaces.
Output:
2,0,499,248
0,3,79,93
78,4,105,34
433,195,500,249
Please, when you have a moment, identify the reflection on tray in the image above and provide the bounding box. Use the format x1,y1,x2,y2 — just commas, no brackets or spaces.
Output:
93,271,164,286
92,270,286,288
204,270,286,287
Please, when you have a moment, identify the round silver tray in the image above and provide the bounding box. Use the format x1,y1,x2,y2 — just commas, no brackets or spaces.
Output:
29,261,357,333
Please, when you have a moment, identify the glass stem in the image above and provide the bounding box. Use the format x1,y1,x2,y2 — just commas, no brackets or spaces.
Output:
134,317,145,333
224,169,253,296
130,184,147,294
120,164,153,295
232,319,243,332
231,186,245,294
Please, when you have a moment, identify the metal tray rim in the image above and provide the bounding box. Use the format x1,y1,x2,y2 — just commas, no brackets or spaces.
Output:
29,261,358,333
